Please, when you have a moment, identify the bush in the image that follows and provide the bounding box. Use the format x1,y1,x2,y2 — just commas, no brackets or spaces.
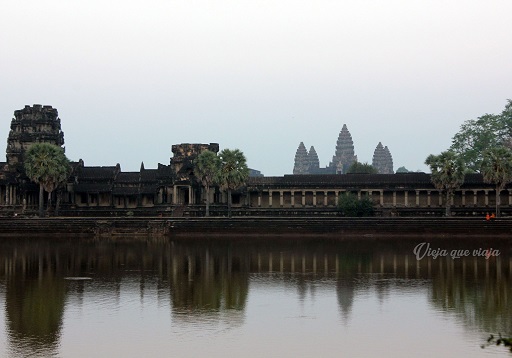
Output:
338,193,375,217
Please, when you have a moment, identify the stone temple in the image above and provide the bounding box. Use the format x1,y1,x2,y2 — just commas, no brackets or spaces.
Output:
1,105,509,217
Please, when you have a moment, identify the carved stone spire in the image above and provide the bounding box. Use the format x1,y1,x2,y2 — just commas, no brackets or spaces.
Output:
372,142,394,174
293,142,309,174
6,104,65,172
307,146,319,173
329,124,357,174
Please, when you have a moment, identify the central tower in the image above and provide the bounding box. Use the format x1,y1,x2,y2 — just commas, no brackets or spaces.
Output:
329,124,357,174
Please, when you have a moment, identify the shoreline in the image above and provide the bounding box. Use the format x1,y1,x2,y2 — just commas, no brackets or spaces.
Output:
0,217,510,238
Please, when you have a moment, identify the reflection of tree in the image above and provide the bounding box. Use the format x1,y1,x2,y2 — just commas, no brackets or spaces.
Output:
5,265,66,357
169,248,249,321
429,257,512,334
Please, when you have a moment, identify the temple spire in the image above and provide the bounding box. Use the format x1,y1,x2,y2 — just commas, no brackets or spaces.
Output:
329,124,357,174
293,142,309,174
372,142,394,174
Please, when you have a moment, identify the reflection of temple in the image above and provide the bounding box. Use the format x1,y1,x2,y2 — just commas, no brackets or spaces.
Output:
1,237,511,344
1,105,512,217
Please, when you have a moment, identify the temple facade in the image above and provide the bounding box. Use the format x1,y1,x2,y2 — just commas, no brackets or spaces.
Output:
1,105,512,217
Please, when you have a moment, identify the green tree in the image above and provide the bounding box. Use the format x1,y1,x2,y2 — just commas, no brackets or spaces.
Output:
218,149,249,218
337,192,374,217
450,100,512,172
396,166,410,173
480,146,512,217
194,150,221,217
425,151,465,217
346,161,378,174
24,143,71,217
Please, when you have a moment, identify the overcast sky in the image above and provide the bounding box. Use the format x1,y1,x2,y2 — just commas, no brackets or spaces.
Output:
1,0,511,176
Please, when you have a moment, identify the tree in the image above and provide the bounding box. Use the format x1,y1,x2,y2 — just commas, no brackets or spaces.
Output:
218,149,249,218
425,151,465,217
337,192,374,217
346,161,378,174
450,100,512,172
396,166,410,173
24,143,71,217
480,146,512,217
194,150,221,217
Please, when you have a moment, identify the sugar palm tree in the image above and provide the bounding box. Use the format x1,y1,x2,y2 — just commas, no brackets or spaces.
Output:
194,150,221,217
425,151,465,216
218,149,249,218
24,143,71,217
480,146,512,217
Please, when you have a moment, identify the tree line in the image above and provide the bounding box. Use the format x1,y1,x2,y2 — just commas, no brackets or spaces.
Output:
425,100,512,217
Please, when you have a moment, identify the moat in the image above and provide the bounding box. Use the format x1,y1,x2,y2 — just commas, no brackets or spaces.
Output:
0,235,510,357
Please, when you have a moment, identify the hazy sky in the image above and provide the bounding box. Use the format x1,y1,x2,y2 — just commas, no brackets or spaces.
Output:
1,0,511,175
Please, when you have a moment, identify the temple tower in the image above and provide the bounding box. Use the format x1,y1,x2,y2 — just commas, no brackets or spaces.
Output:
329,124,357,174
6,105,65,173
293,142,309,174
307,146,320,173
372,142,394,174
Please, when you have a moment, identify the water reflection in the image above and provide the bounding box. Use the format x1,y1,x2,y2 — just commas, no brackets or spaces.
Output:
0,237,511,357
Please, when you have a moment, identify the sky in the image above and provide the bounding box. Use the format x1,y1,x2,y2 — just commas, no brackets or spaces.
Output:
1,0,511,176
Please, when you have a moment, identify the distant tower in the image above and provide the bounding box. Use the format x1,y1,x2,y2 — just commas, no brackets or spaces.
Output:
307,146,320,173
6,105,65,172
293,142,309,174
372,142,394,174
329,124,357,174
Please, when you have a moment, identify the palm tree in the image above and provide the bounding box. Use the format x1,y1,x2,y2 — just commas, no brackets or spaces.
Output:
480,146,512,217
24,143,71,217
194,150,221,217
425,151,465,216
218,149,249,218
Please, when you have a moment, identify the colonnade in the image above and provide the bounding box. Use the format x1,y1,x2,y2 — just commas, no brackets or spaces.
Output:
246,188,512,209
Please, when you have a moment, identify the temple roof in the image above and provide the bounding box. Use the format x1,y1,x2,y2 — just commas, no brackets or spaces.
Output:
74,183,112,193
79,166,118,180
116,172,140,183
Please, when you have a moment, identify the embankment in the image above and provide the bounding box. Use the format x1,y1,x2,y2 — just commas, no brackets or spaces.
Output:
0,217,510,238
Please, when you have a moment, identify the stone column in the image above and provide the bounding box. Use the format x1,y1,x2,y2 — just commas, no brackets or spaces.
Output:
269,190,273,207
392,191,396,207
258,192,261,207
302,191,305,207
188,186,192,205
313,191,317,206
291,191,295,207
485,190,489,206
335,191,339,206
379,190,384,206
324,191,328,206
427,191,431,207
279,191,284,207
461,190,466,207
173,186,177,204
438,191,443,206
415,190,420,207
473,190,478,206
509,190,512,206
404,191,408,207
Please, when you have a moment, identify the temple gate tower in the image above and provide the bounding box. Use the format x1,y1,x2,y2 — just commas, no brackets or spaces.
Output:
5,105,65,173
329,124,357,174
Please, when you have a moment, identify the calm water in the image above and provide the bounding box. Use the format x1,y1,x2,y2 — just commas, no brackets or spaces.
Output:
0,235,511,357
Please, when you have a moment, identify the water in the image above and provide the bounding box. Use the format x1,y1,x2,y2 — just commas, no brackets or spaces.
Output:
0,236,510,357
